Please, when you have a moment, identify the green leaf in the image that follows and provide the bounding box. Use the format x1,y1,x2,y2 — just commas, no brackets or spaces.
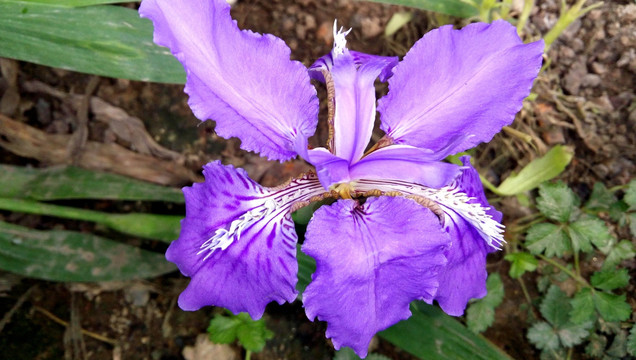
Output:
585,333,608,358
496,146,574,196
628,213,636,238
591,268,630,291
593,292,632,322
603,240,636,270
0,1,185,83
539,348,567,360
584,182,616,212
0,165,184,202
536,182,580,223
606,330,628,358
557,320,592,347
363,0,478,18
17,0,133,6
505,252,538,279
235,313,273,352
527,322,560,351
540,286,570,327
609,200,629,223
569,288,595,324
0,197,181,242
466,274,504,333
525,223,571,257
0,220,174,281
384,11,413,37
379,303,512,360
568,216,613,253
627,325,636,356
296,246,315,296
333,349,391,360
624,179,636,210
207,315,240,344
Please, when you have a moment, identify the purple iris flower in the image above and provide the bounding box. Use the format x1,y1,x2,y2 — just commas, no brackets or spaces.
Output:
140,0,543,356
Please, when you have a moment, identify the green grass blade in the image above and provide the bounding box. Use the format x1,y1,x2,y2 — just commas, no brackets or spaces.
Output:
17,0,135,6
0,165,184,202
362,0,478,18
0,1,185,83
380,303,512,360
0,220,174,281
0,197,181,242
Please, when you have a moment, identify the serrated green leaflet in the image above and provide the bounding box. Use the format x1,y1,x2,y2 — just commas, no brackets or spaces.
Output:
527,322,559,350
557,321,593,348
362,0,478,18
495,145,574,196
585,334,608,358
536,182,580,223
379,302,512,360
584,182,616,212
504,252,538,279
0,197,181,242
0,1,185,83
624,179,636,210
603,240,636,270
0,220,174,281
540,286,570,327
525,223,571,257
17,0,133,6
593,292,631,322
607,330,628,358
208,313,272,352
628,325,636,356
466,274,504,333
568,216,613,253
569,288,595,324
0,165,184,202
591,269,630,291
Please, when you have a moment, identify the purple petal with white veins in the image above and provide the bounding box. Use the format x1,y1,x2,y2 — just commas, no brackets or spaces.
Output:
167,161,324,317
378,20,544,157
302,196,450,357
309,31,397,163
349,145,461,188
434,156,503,316
139,0,318,161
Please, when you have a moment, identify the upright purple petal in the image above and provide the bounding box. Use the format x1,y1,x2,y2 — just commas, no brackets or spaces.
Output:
167,161,324,317
302,196,450,357
434,156,503,315
349,145,461,188
309,29,397,163
378,20,544,157
139,0,318,161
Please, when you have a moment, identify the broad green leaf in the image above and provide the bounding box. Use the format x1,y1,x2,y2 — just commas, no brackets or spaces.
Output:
0,165,184,202
466,274,504,333
504,252,538,279
609,200,629,223
17,0,133,6
624,179,636,210
235,314,273,352
380,302,512,360
0,1,185,83
525,223,571,257
591,268,630,291
296,246,315,296
627,325,636,356
527,322,560,351
0,197,181,242
207,315,240,344
0,220,174,281
603,240,636,270
363,0,478,18
568,216,613,253
584,182,615,212
557,321,592,347
540,285,570,327
585,334,608,358
536,182,580,223
569,288,595,324
495,146,574,196
593,292,631,322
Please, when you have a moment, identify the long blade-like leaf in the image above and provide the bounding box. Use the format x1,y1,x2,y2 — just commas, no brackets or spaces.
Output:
0,0,185,83
362,0,478,18
17,0,134,6
0,221,174,281
0,165,184,202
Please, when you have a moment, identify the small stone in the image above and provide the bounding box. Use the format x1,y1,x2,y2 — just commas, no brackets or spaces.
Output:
296,24,306,39
361,17,382,39
591,62,607,74
582,74,601,87
304,14,316,30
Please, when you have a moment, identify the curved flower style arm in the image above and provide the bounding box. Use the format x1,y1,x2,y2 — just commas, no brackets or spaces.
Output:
139,0,319,161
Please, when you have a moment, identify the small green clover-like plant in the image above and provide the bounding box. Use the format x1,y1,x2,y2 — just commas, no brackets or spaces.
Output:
207,311,274,358
466,273,504,333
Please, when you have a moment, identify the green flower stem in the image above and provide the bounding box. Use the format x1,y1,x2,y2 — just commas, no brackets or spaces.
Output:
516,0,534,35
537,254,589,287
543,0,603,49
245,350,252,360
517,276,534,309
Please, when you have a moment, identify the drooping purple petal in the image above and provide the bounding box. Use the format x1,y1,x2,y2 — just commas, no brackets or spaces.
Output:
309,29,398,163
139,0,318,161
434,156,503,315
378,20,544,157
349,145,461,188
302,196,450,357
167,161,324,317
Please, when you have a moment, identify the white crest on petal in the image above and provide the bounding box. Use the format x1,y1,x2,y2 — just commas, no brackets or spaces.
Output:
332,20,352,57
